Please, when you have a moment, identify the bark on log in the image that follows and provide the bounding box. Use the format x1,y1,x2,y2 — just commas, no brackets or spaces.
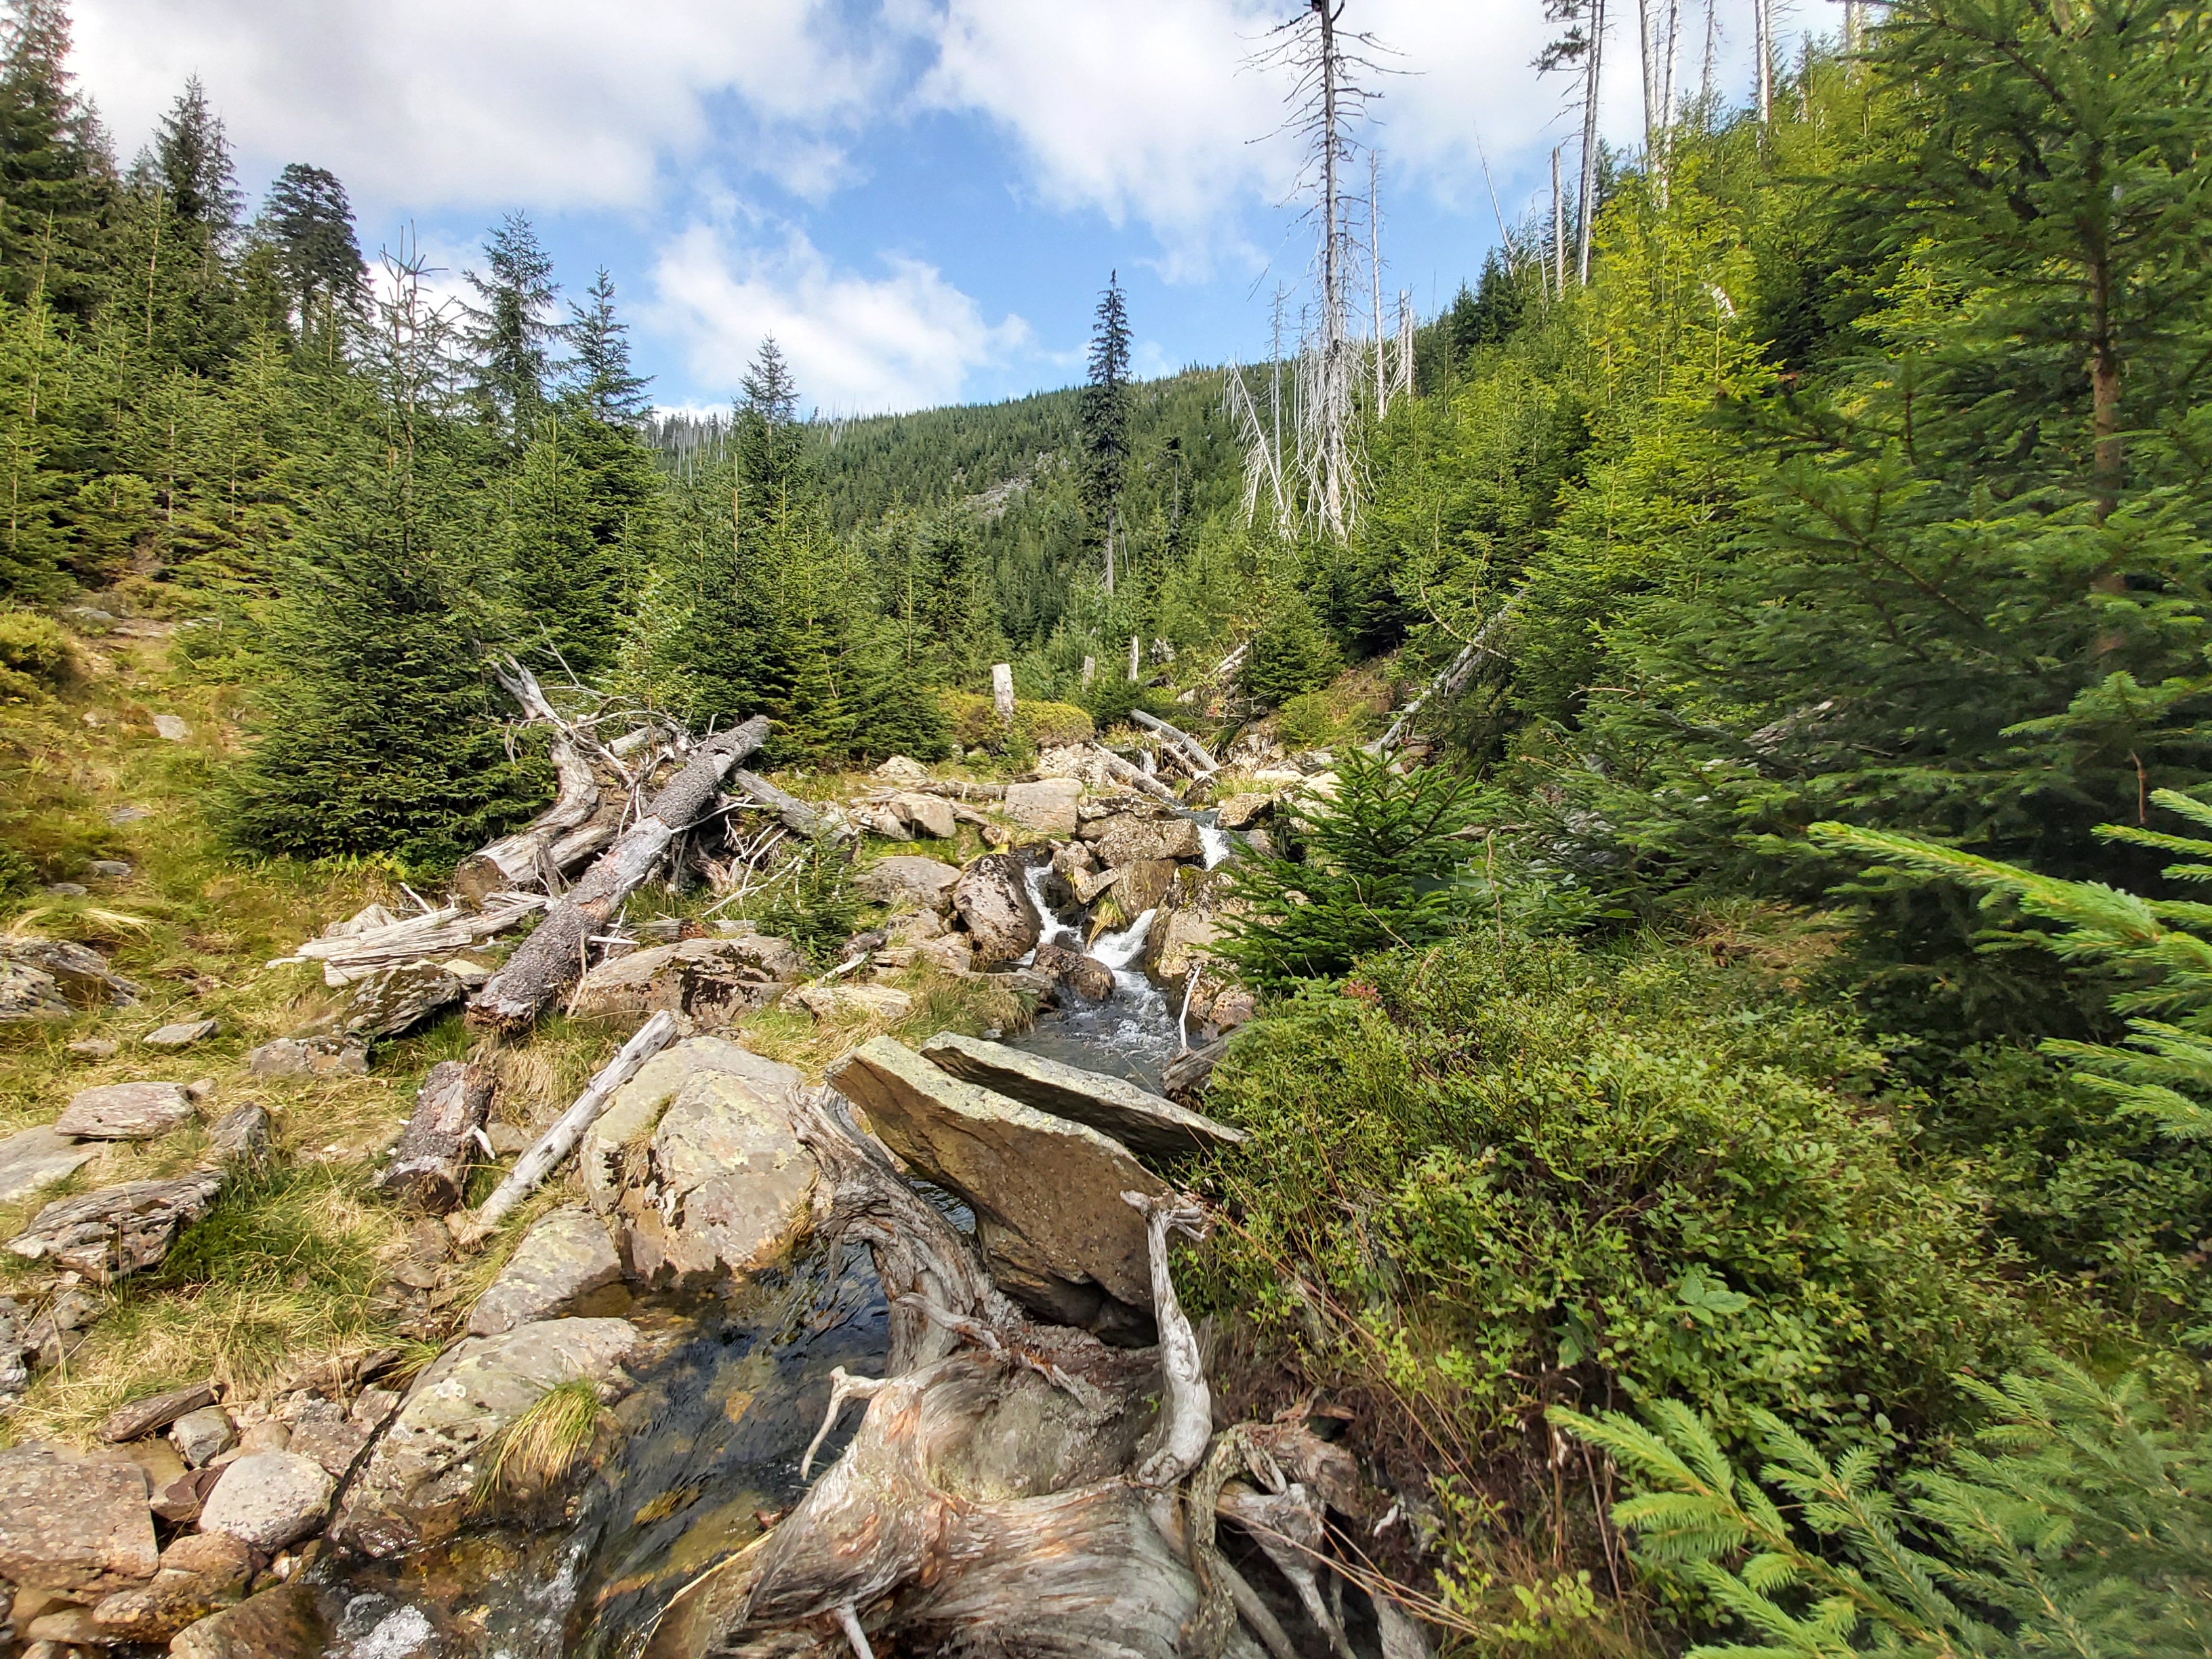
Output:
729,770,826,837
459,1008,678,1241
1094,747,1183,806
1162,1037,1229,1099
377,1061,496,1214
1131,710,1218,776
454,737,602,904
468,718,769,1032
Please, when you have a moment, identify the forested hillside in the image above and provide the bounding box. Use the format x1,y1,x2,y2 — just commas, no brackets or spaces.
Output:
2,0,2211,1654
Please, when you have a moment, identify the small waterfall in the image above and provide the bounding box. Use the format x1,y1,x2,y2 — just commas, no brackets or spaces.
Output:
1197,822,1233,869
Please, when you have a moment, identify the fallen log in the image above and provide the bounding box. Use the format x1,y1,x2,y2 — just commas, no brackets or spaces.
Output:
457,1008,678,1241
276,894,545,987
468,717,769,1031
1162,1036,1229,1099
1131,709,1218,776
729,769,826,837
1094,746,1183,806
454,736,602,903
377,1060,495,1214
1370,596,1517,759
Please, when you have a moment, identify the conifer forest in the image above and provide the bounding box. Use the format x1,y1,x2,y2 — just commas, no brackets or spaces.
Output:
1,0,2210,1655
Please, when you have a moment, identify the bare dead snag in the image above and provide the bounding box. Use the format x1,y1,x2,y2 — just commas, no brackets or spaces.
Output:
468,716,769,1032
377,1061,495,1214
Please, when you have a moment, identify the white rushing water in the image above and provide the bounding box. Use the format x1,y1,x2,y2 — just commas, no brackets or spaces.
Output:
1012,855,1178,1084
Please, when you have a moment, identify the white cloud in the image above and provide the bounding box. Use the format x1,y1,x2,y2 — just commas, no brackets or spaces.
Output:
644,222,1029,415
68,0,896,213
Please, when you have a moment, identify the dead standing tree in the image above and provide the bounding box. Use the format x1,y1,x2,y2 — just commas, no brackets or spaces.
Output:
1539,0,1608,283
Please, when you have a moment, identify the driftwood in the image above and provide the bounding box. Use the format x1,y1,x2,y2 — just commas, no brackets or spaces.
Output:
455,736,602,903
459,1008,678,1240
468,718,769,1032
377,1060,496,1214
642,1087,1415,1659
1132,710,1218,776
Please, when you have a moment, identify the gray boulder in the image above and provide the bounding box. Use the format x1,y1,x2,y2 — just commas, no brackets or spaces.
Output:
1086,814,1204,867
144,1018,220,1050
1144,866,1240,983
919,1033,1244,1158
245,1036,367,1078
1112,857,1179,917
827,1036,1170,1324
333,1317,640,1557
468,1206,623,1335
170,1406,236,1467
203,1102,272,1165
568,935,801,1026
1214,792,1276,830
0,937,140,1023
8,1171,223,1284
951,853,1041,966
856,855,962,910
0,1123,98,1204
0,1442,160,1593
197,1450,333,1551
890,791,958,840
1005,778,1084,834
56,1080,192,1139
581,1038,815,1288
1032,941,1115,1002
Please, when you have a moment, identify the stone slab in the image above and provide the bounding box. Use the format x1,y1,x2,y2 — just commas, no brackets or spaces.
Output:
468,1206,623,1335
0,1124,98,1204
56,1080,192,1140
0,1441,159,1593
919,1032,1244,1158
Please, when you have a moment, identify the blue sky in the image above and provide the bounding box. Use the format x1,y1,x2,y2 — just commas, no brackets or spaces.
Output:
69,0,1823,415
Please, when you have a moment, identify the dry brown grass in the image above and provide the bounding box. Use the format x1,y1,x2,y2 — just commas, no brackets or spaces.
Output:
734,966,1029,1080
470,1376,609,1510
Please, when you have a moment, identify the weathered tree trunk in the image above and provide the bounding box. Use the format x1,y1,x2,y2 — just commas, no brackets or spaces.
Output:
453,736,602,906
377,1061,495,1214
1132,710,1218,776
641,1087,1416,1659
469,718,770,1032
1094,747,1183,806
730,770,826,837
459,1008,678,1241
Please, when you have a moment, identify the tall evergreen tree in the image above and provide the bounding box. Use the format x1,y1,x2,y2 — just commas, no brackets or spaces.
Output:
504,405,659,679
1079,271,1132,586
260,163,365,335
563,267,651,424
464,211,559,433
139,76,240,243
0,0,111,318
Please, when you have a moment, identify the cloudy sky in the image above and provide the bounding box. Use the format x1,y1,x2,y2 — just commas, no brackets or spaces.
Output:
67,0,1824,415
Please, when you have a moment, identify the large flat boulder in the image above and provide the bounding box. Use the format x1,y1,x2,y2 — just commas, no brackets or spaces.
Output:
918,1033,1244,1158
952,853,1041,966
826,1036,1170,1316
0,1123,98,1203
856,855,961,910
1113,857,1179,917
569,935,801,1026
890,791,958,840
332,1317,641,1557
56,1080,192,1139
0,1442,159,1593
1005,779,1083,834
581,1038,815,1288
7,1172,223,1284
1085,814,1203,867
468,1206,623,1336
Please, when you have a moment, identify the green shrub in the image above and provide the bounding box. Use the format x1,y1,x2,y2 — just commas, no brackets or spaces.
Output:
941,689,1094,754
1241,590,1340,705
1198,931,2026,1459
0,608,73,703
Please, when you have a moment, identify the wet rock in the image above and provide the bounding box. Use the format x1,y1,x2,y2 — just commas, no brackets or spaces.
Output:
170,1406,235,1468
0,937,140,1020
952,853,1041,966
98,1380,218,1444
169,1580,330,1658
1086,814,1204,867
143,1017,220,1050
790,982,912,1021
91,1532,251,1643
569,935,801,1026
918,1033,1245,1158
1144,866,1239,983
1214,791,1276,830
8,1172,223,1283
0,1124,98,1204
1068,863,1122,907
203,1102,272,1165
56,1079,192,1139
1033,941,1115,1002
197,1450,333,1551
1112,857,1179,918
583,1039,814,1288
890,791,958,840
827,1036,1171,1316
1004,778,1083,834
333,1317,641,1557
246,1035,368,1078
855,855,962,910
468,1206,623,1335
0,1442,160,1593
152,714,190,741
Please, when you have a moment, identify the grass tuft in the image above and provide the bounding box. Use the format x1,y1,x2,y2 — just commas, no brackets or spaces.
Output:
471,1376,608,1510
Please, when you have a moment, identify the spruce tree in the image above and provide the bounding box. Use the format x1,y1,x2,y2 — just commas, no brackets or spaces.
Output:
260,163,365,336
563,268,651,424
139,77,241,243
0,0,112,319
1079,271,1132,582
503,403,659,680
464,212,559,434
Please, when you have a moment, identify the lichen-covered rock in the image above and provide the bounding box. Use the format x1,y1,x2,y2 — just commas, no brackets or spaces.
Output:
91,1532,251,1643
1005,778,1084,834
1143,867,1240,984
568,935,800,1026
203,1102,272,1165
855,855,961,910
169,1406,234,1468
7,1172,223,1283
1086,815,1204,867
245,1036,368,1078
581,1040,815,1288
790,981,913,1021
143,1017,220,1050
0,1442,160,1593
56,1080,192,1139
951,853,1041,966
332,1317,641,1557
1111,857,1179,918
197,1450,333,1551
0,937,140,1023
468,1206,623,1335
1213,792,1276,830
0,1123,98,1204
326,959,464,1041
